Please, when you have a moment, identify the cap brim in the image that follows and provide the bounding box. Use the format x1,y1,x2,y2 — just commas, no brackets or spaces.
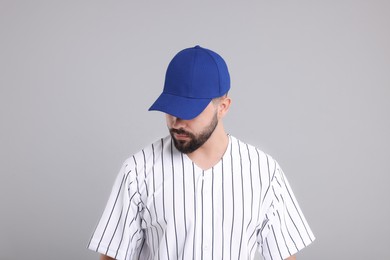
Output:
148,93,211,120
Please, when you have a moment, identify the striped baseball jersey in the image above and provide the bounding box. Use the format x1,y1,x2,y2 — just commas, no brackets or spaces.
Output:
87,135,315,260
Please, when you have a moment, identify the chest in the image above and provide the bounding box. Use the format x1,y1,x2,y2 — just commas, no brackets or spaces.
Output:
140,154,265,235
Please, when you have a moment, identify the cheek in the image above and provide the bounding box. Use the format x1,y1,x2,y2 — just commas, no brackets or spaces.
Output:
165,115,173,127
197,108,217,126
190,117,212,133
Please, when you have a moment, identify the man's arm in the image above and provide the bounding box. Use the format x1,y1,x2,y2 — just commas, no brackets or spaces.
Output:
285,255,296,260
100,254,115,260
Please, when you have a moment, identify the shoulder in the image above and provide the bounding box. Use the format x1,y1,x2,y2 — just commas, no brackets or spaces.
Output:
229,135,275,161
229,135,281,172
121,135,172,173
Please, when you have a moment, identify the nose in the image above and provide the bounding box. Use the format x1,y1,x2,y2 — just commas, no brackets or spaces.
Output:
169,115,186,129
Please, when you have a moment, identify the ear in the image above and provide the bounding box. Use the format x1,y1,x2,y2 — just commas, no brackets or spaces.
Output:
217,96,232,119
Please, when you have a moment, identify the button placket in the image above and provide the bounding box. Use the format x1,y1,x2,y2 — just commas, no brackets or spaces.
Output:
202,170,213,256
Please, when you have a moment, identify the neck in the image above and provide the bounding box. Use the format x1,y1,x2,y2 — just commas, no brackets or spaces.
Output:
186,121,229,170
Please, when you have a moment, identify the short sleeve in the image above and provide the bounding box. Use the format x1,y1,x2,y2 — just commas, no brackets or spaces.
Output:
87,160,145,260
257,162,315,260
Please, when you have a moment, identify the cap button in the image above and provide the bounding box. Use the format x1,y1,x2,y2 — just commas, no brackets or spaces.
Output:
194,45,201,48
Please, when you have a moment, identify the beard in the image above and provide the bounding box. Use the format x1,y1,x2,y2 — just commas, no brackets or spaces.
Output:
169,112,219,154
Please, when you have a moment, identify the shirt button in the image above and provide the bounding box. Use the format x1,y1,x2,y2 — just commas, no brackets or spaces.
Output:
204,245,209,251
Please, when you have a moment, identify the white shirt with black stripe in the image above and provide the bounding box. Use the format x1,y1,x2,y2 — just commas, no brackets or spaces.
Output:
88,135,315,260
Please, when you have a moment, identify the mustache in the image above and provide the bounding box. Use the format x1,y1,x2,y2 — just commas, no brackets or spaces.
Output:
170,128,193,136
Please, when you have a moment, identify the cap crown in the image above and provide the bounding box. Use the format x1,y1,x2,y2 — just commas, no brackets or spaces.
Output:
163,45,230,99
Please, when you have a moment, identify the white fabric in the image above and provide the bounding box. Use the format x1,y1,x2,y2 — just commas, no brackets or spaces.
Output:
88,135,315,260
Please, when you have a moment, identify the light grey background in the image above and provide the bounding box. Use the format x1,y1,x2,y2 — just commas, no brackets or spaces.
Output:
1,1,389,259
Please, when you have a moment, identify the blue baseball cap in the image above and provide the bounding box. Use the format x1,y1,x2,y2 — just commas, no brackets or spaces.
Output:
148,45,230,120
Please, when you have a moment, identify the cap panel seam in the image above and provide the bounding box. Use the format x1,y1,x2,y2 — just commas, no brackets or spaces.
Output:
202,49,222,96
190,50,198,96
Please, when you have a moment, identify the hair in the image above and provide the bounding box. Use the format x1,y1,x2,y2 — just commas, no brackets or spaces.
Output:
211,93,228,105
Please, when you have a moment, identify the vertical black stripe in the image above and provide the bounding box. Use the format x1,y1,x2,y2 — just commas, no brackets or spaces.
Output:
251,149,264,257
132,155,146,257
278,194,299,251
105,208,123,254
152,143,163,260
237,139,244,259
201,170,205,260
161,139,170,260
265,234,274,260
229,138,235,258
211,167,215,260
274,174,282,187
262,156,276,203
271,160,278,181
249,224,259,258
141,151,156,258
267,155,271,183
114,199,132,259
221,157,225,260
133,150,155,258
181,153,187,260
170,140,179,260
256,148,263,208
255,148,263,253
161,140,166,224
137,238,146,259
275,209,293,255
133,156,140,196
270,222,283,259
192,162,196,260
143,206,158,258
246,144,254,232
142,150,149,197
272,186,280,203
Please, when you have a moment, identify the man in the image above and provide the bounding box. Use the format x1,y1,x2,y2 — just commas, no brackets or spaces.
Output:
87,45,315,260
